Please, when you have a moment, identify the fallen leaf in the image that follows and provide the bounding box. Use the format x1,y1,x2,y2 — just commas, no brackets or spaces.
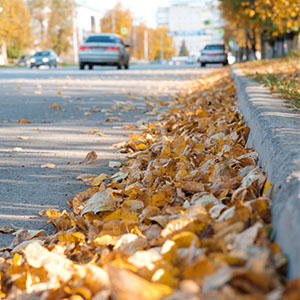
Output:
49,103,61,110
40,163,56,169
18,119,31,123
108,265,172,300
234,222,263,249
0,225,15,234
109,161,122,168
81,191,115,215
91,173,108,186
10,228,45,249
82,151,97,164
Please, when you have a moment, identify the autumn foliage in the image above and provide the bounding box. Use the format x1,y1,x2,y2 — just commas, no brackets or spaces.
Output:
100,2,176,60
219,0,300,59
0,70,298,299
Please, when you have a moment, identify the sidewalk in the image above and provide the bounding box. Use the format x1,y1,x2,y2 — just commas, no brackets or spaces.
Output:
232,66,300,278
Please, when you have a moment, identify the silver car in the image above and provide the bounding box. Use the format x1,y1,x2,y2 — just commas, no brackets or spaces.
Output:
199,44,228,67
78,33,130,70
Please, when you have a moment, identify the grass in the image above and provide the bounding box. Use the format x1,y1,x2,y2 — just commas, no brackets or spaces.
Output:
238,57,300,111
254,72,300,110
58,62,78,67
0,64,26,68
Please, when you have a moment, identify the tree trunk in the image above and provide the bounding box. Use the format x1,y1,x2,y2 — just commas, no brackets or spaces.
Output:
268,40,275,58
250,30,257,60
245,31,250,60
260,32,266,59
1,40,8,64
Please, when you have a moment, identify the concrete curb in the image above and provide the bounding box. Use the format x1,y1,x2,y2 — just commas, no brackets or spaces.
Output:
231,67,300,278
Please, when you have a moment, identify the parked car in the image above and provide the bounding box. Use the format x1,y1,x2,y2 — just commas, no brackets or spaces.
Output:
168,56,188,65
30,50,58,68
199,44,228,67
186,56,197,64
78,33,130,70
17,54,30,67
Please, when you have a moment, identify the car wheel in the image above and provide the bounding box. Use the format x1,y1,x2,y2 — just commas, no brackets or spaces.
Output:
79,63,85,70
117,63,122,70
88,64,93,70
200,62,206,67
223,61,228,66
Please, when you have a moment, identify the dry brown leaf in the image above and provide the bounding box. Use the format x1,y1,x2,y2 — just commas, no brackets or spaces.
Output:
107,265,172,300
18,119,31,123
10,228,45,249
49,103,61,110
82,151,97,164
40,163,56,169
0,225,15,234
81,191,116,215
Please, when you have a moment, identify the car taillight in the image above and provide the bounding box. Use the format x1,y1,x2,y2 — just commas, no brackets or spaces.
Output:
106,46,119,51
79,46,91,50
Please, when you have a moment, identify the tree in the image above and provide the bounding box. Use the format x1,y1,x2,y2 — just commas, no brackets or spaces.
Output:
27,0,49,48
27,0,74,55
219,0,300,60
47,0,73,55
150,26,176,60
179,40,189,56
0,0,31,60
101,2,133,39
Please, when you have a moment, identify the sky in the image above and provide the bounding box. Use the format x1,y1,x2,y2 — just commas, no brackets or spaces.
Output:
76,0,171,28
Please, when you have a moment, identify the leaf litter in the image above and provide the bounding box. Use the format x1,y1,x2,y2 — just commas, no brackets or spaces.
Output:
0,70,298,300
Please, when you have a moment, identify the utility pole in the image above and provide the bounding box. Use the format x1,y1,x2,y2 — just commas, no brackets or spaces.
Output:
160,31,164,60
144,29,148,60
133,25,137,59
112,10,116,33
72,3,78,63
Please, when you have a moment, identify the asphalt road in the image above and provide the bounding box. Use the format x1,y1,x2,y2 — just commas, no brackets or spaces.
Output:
0,63,214,248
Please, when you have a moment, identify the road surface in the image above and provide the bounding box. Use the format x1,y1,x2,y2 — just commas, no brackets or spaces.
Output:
0,64,214,248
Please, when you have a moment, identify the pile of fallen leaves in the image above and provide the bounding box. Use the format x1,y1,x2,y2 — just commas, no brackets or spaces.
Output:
1,71,299,300
240,57,300,110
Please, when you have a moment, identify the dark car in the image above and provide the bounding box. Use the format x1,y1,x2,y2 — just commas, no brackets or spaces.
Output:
30,50,58,68
78,33,130,70
199,44,228,67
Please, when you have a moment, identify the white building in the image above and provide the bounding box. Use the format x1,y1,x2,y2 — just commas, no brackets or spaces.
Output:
75,2,102,43
69,2,102,62
156,0,224,57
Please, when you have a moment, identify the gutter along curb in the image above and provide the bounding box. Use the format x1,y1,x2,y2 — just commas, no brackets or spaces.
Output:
231,67,300,278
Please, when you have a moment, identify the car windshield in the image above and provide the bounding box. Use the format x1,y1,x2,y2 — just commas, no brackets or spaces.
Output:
34,51,50,56
85,36,116,43
204,45,224,51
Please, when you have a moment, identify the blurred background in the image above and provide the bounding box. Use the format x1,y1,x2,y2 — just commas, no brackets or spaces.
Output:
0,0,299,66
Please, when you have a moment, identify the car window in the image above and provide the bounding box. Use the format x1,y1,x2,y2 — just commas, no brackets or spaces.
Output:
34,51,50,56
204,45,225,51
85,36,117,43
